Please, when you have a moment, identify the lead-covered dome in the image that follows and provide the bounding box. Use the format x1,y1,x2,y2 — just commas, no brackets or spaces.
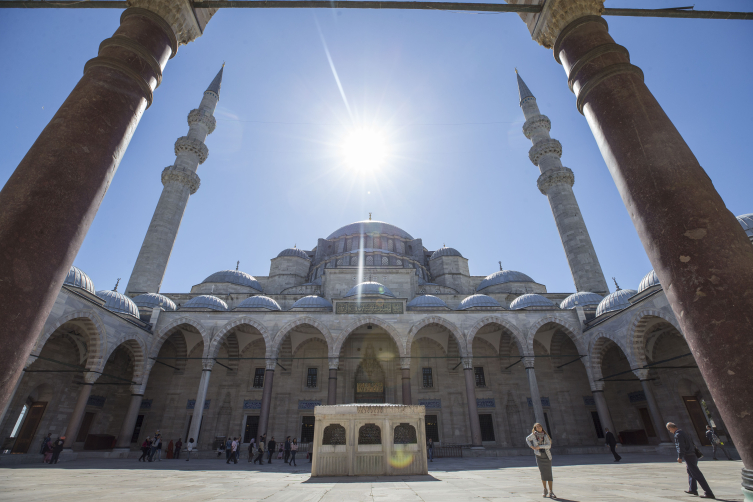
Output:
509,294,555,310
595,288,638,317
457,294,503,310
202,269,263,292
96,289,140,318
344,282,395,298
277,247,310,260
638,270,661,293
64,266,95,295
477,270,535,291
235,295,281,311
430,247,463,260
560,292,603,310
132,293,177,311
407,295,449,310
291,296,333,310
737,213,753,242
326,220,413,240
182,295,228,311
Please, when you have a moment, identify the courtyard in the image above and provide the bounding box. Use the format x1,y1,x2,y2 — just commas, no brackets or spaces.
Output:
0,454,744,502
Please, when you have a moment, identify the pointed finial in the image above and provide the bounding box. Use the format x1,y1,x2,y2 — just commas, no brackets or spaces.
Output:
443,243,446,248
515,67,518,74
222,61,225,67
205,64,225,98
294,244,296,248
515,70,535,105
613,277,621,290
236,260,239,271
369,212,372,221
499,261,503,271
113,278,121,292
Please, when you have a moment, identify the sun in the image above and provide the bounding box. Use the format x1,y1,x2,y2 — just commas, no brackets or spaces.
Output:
342,128,387,172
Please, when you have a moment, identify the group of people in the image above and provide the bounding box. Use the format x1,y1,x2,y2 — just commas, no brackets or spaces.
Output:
39,433,65,465
138,431,196,462
249,434,303,466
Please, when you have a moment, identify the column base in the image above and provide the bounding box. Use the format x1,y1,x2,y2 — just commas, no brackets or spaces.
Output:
111,447,132,458
470,446,485,450
743,487,753,502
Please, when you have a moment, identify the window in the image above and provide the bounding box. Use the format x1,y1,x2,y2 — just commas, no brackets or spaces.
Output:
358,424,382,444
474,367,486,387
10,405,28,437
301,416,315,443
321,423,345,445
422,368,433,388
253,368,265,388
425,415,439,442
131,415,144,443
244,415,259,443
394,423,417,444
479,414,495,442
307,368,318,388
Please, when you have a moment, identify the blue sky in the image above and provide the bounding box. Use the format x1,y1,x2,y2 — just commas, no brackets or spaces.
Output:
1,1,751,295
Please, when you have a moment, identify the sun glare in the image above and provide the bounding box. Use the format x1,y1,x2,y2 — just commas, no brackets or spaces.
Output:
342,128,387,171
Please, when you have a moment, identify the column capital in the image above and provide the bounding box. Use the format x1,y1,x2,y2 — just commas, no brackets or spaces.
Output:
633,368,650,381
591,383,605,392
174,136,208,164
265,358,277,371
528,138,562,166
512,0,604,49
161,165,200,194
83,372,100,384
523,356,536,369
125,0,217,48
25,355,38,369
202,359,215,371
461,357,473,370
328,357,339,370
400,357,412,370
537,167,575,195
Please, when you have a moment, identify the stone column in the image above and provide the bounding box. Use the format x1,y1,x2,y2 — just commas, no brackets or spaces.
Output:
188,359,214,445
114,393,144,449
524,358,546,427
257,359,276,445
63,373,99,448
0,1,216,417
462,358,483,447
327,358,338,405
591,389,615,438
641,379,671,443
537,8,753,480
401,358,412,405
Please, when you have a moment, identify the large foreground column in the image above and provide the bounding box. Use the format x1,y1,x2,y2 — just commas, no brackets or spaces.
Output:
115,393,144,449
188,360,214,445
63,374,99,448
591,389,615,437
327,358,338,405
257,359,276,445
401,358,412,405
640,379,671,443
462,358,483,447
0,1,216,416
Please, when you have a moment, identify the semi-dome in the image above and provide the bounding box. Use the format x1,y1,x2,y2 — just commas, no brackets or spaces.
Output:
202,269,263,292
477,270,535,291
638,270,661,293
96,289,140,318
181,295,228,311
560,292,603,310
277,247,310,260
407,295,449,310
235,295,281,311
595,288,638,317
132,293,177,311
737,213,753,241
430,247,463,260
457,294,503,310
326,220,413,240
344,282,396,298
509,293,555,310
64,265,95,295
291,296,333,309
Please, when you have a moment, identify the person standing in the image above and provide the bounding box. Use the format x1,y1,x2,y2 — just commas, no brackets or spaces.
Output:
526,423,555,499
427,438,434,463
667,422,715,499
175,438,183,460
247,438,255,463
284,436,291,464
231,437,239,464
185,438,194,461
50,436,65,465
40,433,52,456
605,428,621,462
42,438,54,464
705,426,732,461
267,437,276,464
139,437,151,462
152,432,162,461
225,436,232,462
166,439,174,459
290,438,298,466
253,439,265,465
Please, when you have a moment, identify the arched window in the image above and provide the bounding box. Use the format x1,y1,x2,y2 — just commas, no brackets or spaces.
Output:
322,424,346,445
358,424,381,444
393,423,417,444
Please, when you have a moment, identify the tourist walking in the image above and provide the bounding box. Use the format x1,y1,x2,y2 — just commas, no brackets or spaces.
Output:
175,438,183,459
185,438,195,461
253,440,265,465
150,432,162,461
267,437,276,464
42,439,54,464
139,437,151,461
284,436,291,464
290,438,298,466
605,428,621,462
230,437,239,464
667,422,715,499
40,432,52,456
225,436,232,461
50,436,65,465
247,438,255,462
526,423,555,499
427,438,434,462
705,426,731,461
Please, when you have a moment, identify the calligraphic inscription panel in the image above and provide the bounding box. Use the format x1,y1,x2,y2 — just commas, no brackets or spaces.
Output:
335,302,404,314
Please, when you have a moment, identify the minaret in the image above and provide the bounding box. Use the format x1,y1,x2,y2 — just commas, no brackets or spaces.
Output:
516,70,609,295
125,66,224,295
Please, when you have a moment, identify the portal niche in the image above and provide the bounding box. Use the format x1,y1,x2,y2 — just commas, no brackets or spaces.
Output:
354,344,385,403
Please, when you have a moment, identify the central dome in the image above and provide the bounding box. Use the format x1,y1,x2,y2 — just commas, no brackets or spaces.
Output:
326,220,413,240
345,282,396,298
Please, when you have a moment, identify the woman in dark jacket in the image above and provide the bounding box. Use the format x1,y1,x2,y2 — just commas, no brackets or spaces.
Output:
139,437,151,462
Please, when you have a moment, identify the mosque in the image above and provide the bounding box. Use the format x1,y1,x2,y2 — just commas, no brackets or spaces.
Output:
2,65,751,460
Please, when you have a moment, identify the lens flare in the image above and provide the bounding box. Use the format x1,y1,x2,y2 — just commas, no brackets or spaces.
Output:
388,450,415,468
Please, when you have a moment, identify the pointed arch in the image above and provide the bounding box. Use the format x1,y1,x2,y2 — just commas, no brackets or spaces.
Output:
209,316,273,359
104,337,148,383
407,316,466,358
271,316,334,358
628,309,682,366
588,332,630,386
466,315,526,357
333,316,405,357
151,316,209,359
526,316,585,356
34,310,107,373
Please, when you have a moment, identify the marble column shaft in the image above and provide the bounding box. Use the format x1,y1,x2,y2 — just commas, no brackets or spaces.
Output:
641,380,670,442
328,369,337,405
526,366,546,427
402,368,412,405
64,383,94,448
189,369,212,443
115,394,144,449
592,390,615,438
463,366,483,447
257,368,275,445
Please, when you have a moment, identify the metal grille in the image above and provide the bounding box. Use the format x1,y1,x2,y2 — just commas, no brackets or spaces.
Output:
479,414,495,442
301,416,315,443
425,415,439,442
422,367,433,388
253,368,265,388
394,423,417,444
382,256,389,265
307,368,318,388
366,255,374,265
358,423,381,444
322,423,345,445
474,367,486,387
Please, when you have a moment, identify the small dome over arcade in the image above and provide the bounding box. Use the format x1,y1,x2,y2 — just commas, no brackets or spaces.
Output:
181,295,228,311
64,265,95,295
509,293,555,310
430,246,463,260
595,288,638,317
326,220,413,240
638,270,661,293
201,269,263,292
96,288,140,318
407,295,449,310
560,291,603,310
344,282,396,298
477,269,535,292
290,296,333,310
457,294,503,311
235,295,281,311
737,213,753,242
277,247,310,260
132,293,177,311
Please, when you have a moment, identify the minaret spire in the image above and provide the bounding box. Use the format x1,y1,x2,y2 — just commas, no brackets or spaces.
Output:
125,68,224,295
516,70,609,295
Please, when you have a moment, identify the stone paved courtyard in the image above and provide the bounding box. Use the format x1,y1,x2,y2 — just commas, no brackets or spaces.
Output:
0,454,744,502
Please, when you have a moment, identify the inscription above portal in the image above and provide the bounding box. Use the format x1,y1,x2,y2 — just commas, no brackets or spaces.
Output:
335,301,403,314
